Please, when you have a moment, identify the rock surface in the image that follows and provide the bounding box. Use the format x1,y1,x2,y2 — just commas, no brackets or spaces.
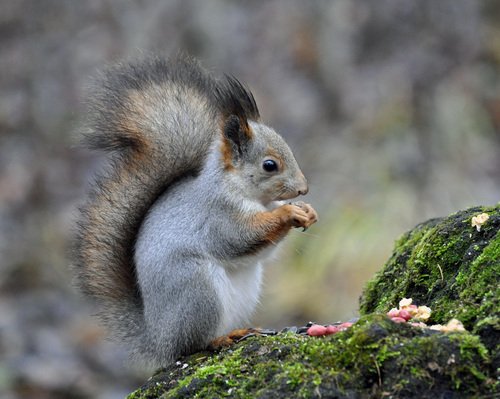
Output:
128,205,500,398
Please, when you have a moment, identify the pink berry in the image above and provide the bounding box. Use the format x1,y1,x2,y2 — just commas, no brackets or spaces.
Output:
325,325,340,335
387,308,400,318
399,309,412,321
339,322,353,330
307,324,327,336
391,316,407,323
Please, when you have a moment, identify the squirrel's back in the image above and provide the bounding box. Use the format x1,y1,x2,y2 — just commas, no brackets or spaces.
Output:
74,55,260,347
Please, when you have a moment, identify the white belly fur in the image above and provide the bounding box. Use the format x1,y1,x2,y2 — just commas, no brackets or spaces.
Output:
210,259,264,336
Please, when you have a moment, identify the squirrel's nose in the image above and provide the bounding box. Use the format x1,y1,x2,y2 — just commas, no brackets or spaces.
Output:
297,175,308,196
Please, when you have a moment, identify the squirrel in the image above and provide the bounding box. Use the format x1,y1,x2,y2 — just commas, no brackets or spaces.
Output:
74,54,318,367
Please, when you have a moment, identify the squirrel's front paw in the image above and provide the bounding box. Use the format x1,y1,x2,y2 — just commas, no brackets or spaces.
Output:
293,202,318,230
280,202,318,231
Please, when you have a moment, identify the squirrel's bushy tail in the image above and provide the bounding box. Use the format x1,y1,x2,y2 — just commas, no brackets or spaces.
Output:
74,54,259,358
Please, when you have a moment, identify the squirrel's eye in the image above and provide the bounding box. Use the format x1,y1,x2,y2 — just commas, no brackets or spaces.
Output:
262,159,278,172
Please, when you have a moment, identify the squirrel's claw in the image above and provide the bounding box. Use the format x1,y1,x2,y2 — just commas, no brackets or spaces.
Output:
236,328,277,343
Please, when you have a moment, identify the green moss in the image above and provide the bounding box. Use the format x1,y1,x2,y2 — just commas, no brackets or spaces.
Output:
360,205,499,345
359,204,499,396
128,314,495,398
127,378,168,399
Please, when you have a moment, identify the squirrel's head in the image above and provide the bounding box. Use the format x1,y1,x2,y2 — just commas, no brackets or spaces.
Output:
214,74,308,205
220,116,308,205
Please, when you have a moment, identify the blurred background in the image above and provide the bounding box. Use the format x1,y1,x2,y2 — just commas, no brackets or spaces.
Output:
1,0,500,398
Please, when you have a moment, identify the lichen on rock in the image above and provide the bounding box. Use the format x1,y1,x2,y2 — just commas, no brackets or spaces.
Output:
128,205,500,398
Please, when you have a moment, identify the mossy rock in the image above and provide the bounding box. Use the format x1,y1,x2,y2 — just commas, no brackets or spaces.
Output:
360,204,500,361
128,315,495,398
128,205,499,398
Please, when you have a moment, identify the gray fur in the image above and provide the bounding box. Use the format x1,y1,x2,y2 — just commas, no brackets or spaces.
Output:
74,54,308,367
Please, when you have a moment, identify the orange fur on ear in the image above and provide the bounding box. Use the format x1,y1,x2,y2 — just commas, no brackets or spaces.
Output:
240,119,253,140
220,138,235,171
221,114,253,169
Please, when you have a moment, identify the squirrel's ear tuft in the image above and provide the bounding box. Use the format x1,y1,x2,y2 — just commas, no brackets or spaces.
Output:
221,114,252,168
214,75,260,123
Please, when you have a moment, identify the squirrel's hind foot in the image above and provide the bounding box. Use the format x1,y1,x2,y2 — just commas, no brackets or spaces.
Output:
208,328,277,350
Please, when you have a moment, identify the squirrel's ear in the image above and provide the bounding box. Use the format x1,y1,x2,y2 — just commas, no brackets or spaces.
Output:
222,115,252,166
